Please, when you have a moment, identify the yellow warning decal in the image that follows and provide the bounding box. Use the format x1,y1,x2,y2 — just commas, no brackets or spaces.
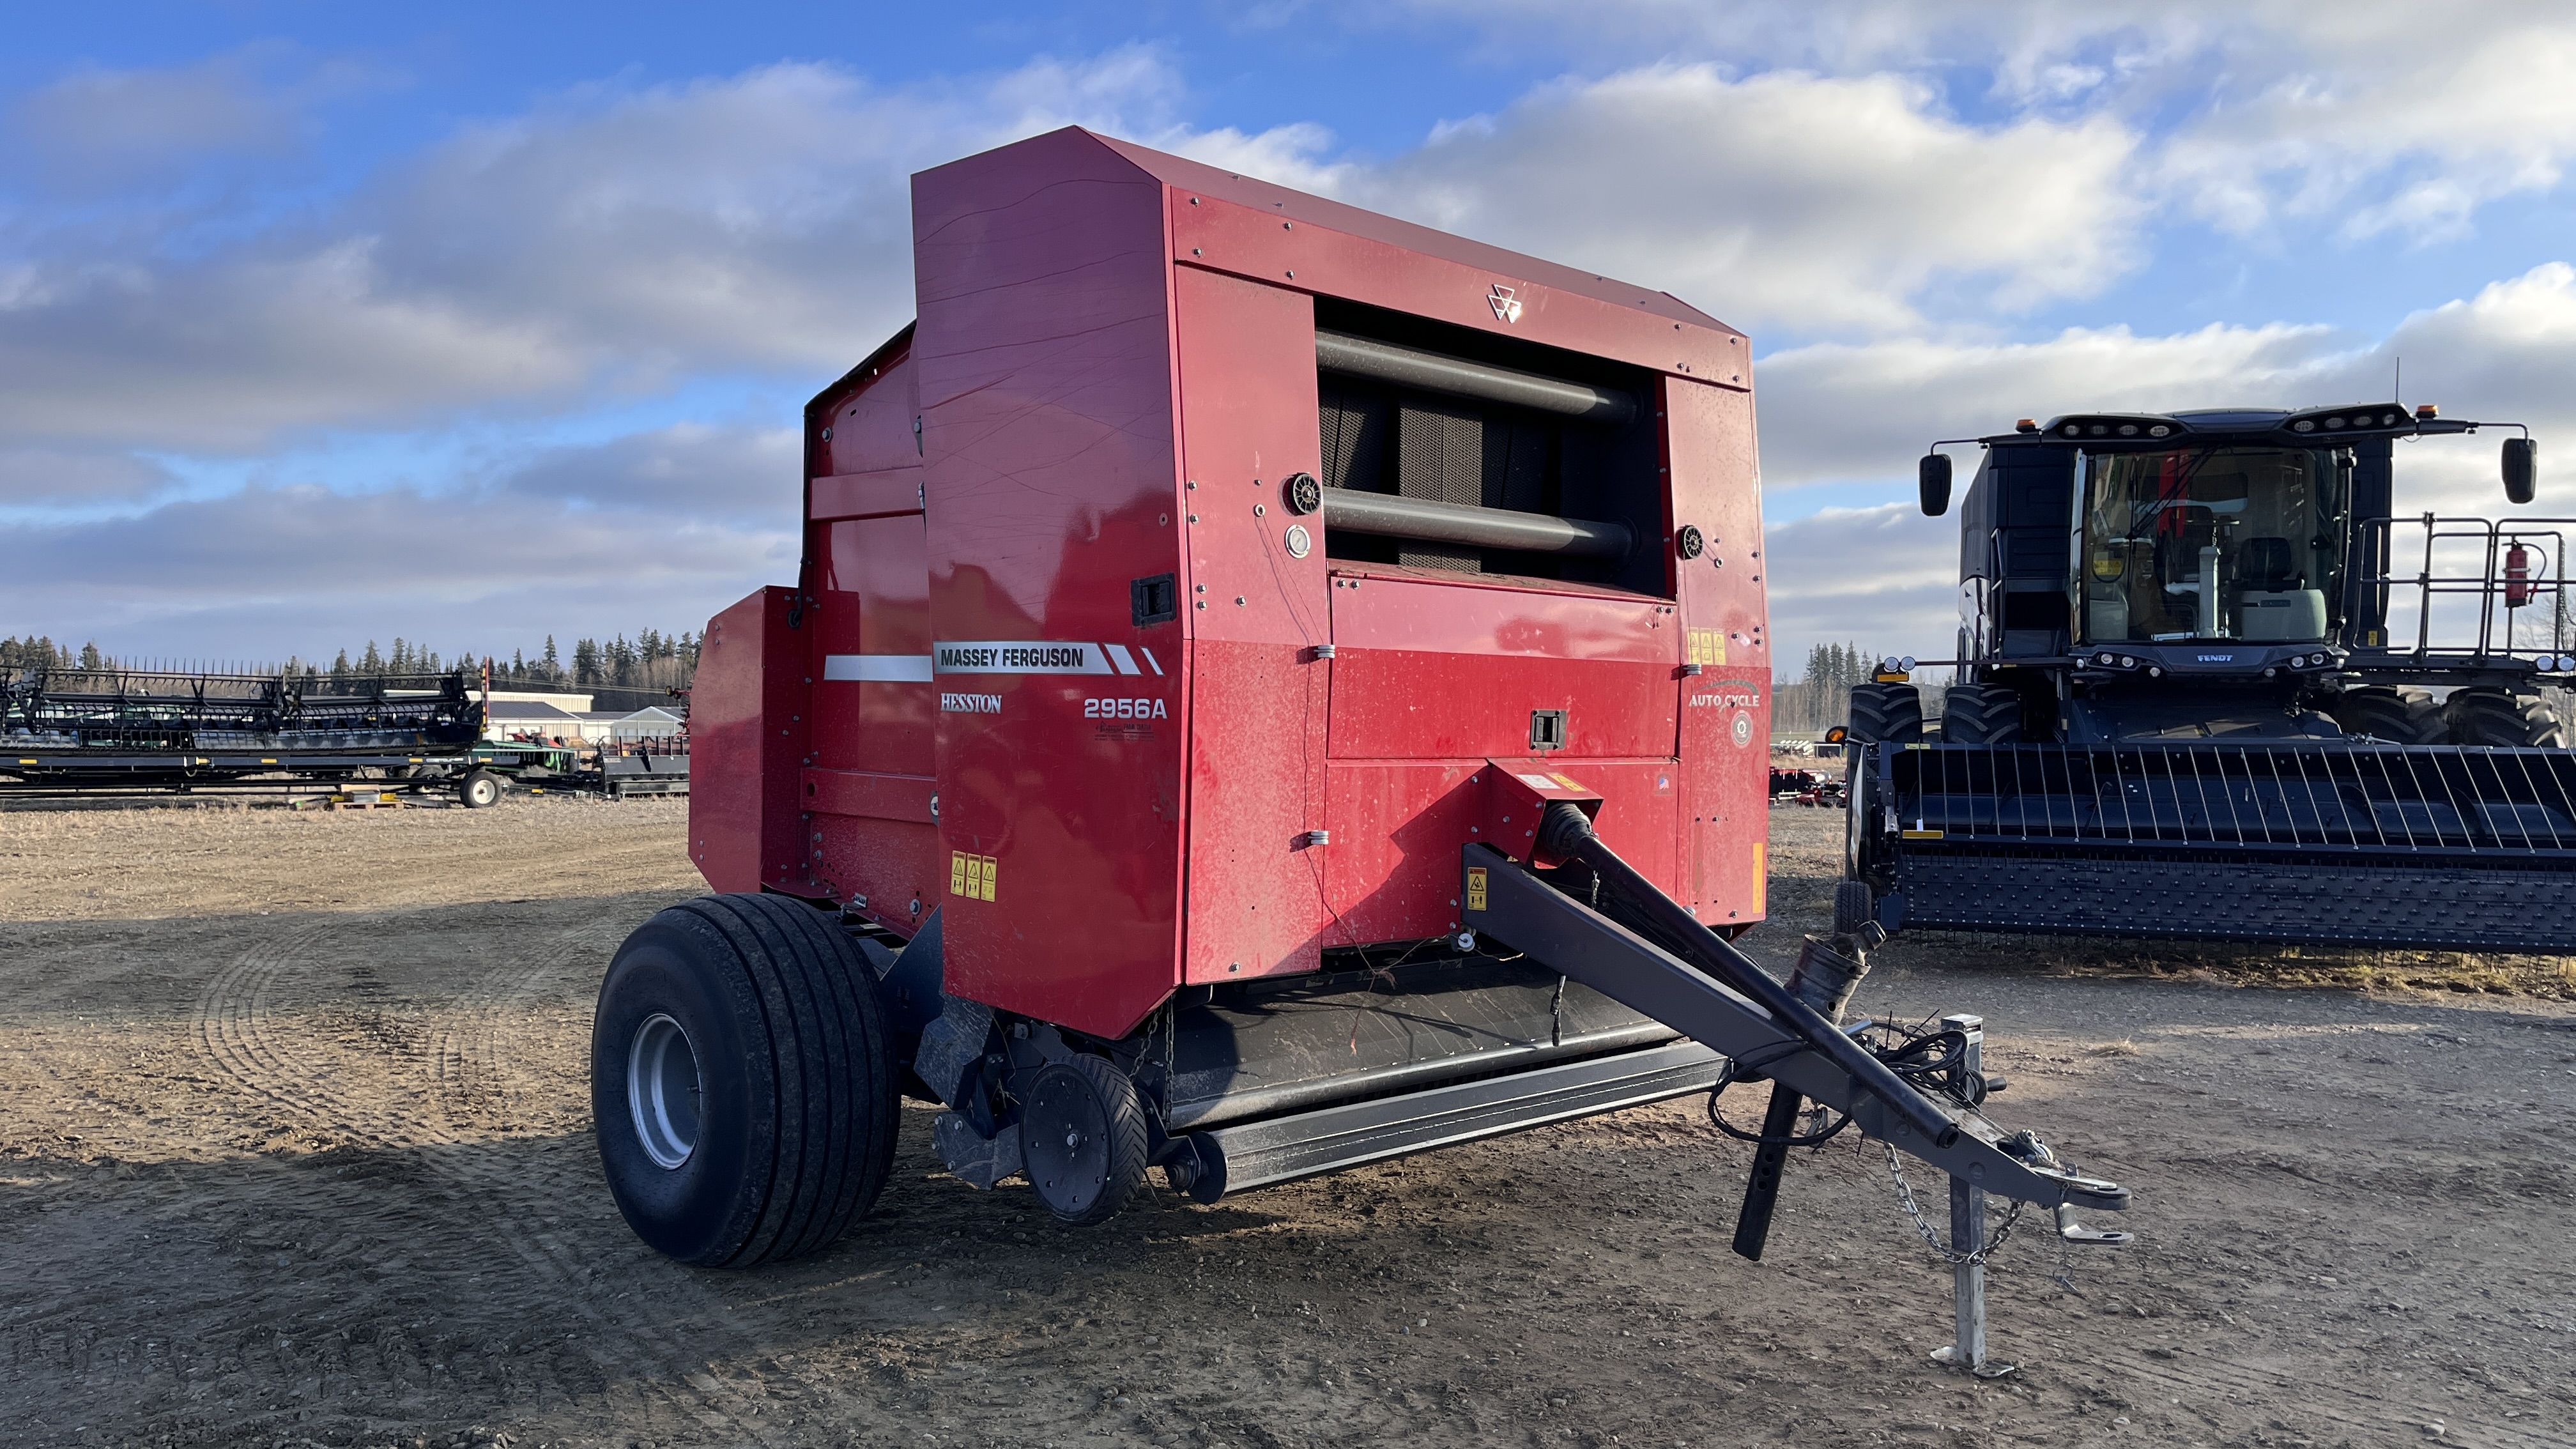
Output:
1685,628,1727,666
1751,841,1766,917
949,852,1000,901
1900,829,1945,840
1549,772,1585,792
1464,866,1489,913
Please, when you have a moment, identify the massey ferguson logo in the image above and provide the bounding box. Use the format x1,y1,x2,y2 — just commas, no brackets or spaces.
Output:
1487,284,1522,323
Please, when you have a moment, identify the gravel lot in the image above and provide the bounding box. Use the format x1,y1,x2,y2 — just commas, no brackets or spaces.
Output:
2,799,2570,1449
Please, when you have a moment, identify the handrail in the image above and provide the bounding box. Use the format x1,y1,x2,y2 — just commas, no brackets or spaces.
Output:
2352,514,2575,661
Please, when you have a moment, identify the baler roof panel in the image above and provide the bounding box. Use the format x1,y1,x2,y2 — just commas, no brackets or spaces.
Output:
1084,130,1738,338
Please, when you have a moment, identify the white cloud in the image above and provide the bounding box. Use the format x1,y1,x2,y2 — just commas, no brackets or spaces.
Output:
0,480,793,659
498,422,802,521
1757,319,2347,488
1347,64,2141,334
1762,503,1963,664
0,49,1327,456
1390,1,2576,247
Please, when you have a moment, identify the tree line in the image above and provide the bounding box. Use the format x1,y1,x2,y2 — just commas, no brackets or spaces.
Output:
1772,641,1881,734
3,629,699,691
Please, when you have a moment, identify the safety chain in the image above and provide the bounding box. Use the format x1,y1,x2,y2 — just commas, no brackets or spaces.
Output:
1883,1144,2023,1266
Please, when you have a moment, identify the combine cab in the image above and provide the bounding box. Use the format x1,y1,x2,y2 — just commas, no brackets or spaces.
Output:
587,130,2129,1367
1849,406,2573,950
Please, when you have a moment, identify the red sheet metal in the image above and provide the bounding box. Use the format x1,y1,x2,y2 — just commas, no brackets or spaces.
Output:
709,126,1771,1040
687,586,810,896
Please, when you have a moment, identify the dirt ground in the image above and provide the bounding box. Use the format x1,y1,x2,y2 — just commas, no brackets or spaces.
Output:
3,799,2571,1449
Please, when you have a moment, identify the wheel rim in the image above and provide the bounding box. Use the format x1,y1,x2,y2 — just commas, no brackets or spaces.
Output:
1023,1066,1112,1215
627,1013,701,1169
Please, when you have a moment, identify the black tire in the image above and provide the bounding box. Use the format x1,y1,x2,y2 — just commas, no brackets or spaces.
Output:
1940,684,2025,745
1022,1054,1148,1227
1832,879,1874,937
1845,682,1923,745
2327,686,2442,744
457,769,502,809
592,893,898,1267
2442,687,2568,747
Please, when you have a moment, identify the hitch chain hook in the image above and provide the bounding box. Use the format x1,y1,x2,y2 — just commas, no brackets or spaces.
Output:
1883,1144,2023,1267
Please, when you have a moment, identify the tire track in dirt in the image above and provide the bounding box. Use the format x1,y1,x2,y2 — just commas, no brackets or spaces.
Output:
189,908,806,1444
2080,1342,2557,1449
429,908,873,1439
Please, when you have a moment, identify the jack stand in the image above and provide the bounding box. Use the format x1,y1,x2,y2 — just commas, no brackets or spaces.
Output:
1928,1014,2015,1379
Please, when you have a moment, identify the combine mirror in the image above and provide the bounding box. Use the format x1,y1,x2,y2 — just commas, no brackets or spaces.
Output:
1919,452,1952,516
2504,436,2536,504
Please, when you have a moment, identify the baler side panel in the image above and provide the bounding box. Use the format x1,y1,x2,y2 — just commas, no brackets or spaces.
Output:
687,586,809,895
1172,264,1338,984
808,513,942,931
1666,374,1771,926
815,345,921,479
911,130,1189,1039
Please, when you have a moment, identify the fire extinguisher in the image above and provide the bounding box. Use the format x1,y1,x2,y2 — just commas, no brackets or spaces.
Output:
2504,542,2533,608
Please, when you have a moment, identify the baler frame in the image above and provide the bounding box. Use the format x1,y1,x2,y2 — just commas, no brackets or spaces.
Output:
587,127,2135,1374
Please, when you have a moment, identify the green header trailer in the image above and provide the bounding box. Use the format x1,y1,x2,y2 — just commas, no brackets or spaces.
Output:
1846,404,2576,951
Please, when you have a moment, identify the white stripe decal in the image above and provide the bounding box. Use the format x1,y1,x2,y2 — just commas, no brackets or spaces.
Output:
1139,647,1164,675
933,641,1117,675
822,654,933,682
1104,644,1140,675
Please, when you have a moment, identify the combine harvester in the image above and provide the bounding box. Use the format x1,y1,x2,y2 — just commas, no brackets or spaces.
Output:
1844,406,2572,950
588,129,2130,1368
2,664,496,804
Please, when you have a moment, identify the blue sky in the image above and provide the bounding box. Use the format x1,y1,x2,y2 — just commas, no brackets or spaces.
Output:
8,1,2576,670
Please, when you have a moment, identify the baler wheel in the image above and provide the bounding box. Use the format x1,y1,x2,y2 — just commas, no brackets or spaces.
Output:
1844,682,1923,745
2443,687,2569,748
1832,880,1875,937
1022,1054,1148,1227
457,769,502,808
591,893,899,1267
1939,685,2024,745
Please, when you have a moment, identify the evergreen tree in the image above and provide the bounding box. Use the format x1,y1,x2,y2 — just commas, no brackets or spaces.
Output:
79,640,103,671
331,650,351,680
541,636,560,682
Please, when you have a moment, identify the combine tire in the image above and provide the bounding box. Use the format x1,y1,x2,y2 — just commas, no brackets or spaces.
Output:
457,769,502,808
2328,686,2442,745
592,893,899,1267
1832,879,1875,937
1845,682,1923,746
2443,687,2569,748
1940,684,2025,745
1022,1054,1149,1227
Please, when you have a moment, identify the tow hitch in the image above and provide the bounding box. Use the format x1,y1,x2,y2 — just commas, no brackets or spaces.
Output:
1464,795,2132,1372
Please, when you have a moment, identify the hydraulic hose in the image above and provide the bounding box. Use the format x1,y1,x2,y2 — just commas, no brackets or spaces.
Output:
1536,802,1959,1148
